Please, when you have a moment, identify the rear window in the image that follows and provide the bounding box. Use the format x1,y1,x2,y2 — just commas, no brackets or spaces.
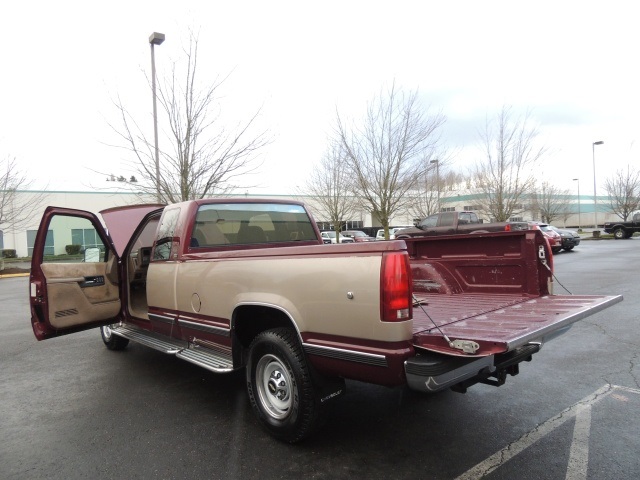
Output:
191,203,317,247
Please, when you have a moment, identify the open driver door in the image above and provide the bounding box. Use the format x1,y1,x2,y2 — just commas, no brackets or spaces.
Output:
29,207,122,340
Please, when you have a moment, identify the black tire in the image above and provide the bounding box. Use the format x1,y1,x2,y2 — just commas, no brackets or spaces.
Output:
564,246,574,251
613,228,626,240
246,328,323,443
552,247,562,254
100,325,129,351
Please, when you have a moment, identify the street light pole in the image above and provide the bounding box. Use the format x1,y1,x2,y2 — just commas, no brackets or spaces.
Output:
430,159,440,211
573,178,581,230
149,32,165,203
592,140,604,229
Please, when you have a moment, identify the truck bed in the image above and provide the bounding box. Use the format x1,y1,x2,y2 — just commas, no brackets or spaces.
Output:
404,231,622,357
411,292,622,357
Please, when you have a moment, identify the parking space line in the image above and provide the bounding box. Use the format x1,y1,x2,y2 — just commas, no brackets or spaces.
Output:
455,385,640,480
566,404,591,480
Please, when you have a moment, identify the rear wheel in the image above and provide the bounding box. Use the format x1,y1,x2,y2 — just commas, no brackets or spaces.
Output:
100,324,129,350
246,328,323,443
613,228,626,239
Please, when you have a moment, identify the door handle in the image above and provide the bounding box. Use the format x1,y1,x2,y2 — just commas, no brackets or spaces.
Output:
80,276,105,287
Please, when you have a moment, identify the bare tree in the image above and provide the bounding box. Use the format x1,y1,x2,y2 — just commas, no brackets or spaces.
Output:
335,84,445,239
407,166,461,221
472,107,544,221
0,156,47,233
304,142,357,242
532,182,572,224
110,32,271,203
604,166,640,220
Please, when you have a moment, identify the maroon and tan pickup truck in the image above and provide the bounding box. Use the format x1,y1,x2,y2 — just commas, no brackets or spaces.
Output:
29,199,622,442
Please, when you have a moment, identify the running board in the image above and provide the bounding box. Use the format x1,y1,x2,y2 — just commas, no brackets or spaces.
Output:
110,325,233,373
176,348,234,373
111,325,185,353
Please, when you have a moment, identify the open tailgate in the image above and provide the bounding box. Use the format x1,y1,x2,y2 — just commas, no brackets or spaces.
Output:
412,293,623,357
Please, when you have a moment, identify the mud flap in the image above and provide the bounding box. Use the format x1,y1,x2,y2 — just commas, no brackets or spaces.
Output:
312,372,346,405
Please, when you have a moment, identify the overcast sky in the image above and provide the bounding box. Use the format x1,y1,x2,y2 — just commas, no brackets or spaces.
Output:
1,1,639,196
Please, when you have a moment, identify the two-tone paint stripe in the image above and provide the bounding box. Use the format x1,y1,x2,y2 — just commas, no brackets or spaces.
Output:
150,312,231,337
151,310,386,367
303,343,388,367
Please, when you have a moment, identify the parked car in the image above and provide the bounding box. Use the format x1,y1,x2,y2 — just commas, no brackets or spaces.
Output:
549,226,581,251
376,227,413,240
320,231,355,244
341,230,375,242
528,222,562,253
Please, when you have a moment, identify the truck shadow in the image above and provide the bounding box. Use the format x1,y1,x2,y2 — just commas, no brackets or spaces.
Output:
39,336,543,479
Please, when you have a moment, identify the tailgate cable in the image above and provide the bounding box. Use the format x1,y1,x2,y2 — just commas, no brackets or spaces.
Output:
538,245,572,294
412,294,480,355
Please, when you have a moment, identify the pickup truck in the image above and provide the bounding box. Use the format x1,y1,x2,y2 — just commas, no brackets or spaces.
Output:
603,212,640,239
395,211,525,238
28,199,622,442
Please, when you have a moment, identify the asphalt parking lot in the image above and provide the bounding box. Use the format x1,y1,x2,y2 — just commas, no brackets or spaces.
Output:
1,239,639,479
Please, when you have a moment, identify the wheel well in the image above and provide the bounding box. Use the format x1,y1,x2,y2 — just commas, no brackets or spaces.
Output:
232,305,299,358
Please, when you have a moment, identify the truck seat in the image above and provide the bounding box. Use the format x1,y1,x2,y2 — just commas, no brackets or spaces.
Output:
192,222,229,247
237,225,267,244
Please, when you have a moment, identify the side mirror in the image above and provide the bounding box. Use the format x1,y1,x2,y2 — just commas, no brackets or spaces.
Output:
84,247,101,263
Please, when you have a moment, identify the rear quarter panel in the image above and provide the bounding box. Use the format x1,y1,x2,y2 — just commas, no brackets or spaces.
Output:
146,244,414,343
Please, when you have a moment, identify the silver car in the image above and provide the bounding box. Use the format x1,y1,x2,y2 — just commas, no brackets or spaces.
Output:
320,231,355,244
549,226,581,251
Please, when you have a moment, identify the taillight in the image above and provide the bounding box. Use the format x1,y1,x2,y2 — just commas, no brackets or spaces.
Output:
381,252,412,322
504,224,511,232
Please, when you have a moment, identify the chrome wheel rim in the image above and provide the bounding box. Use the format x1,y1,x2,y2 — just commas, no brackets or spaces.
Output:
256,354,293,420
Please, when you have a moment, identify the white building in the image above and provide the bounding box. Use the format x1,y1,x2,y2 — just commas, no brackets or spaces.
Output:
1,188,621,258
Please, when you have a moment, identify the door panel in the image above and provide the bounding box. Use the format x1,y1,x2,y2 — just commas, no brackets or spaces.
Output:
41,262,120,329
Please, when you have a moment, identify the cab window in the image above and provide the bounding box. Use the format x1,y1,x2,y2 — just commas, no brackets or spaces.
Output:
153,208,180,261
419,214,439,228
438,212,456,227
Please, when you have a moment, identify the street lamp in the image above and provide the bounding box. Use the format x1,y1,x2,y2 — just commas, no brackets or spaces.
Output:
430,159,440,211
149,32,165,203
573,178,581,230
592,140,604,229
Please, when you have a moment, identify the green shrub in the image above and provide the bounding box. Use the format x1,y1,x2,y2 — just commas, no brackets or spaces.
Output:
65,244,82,255
1,249,17,258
